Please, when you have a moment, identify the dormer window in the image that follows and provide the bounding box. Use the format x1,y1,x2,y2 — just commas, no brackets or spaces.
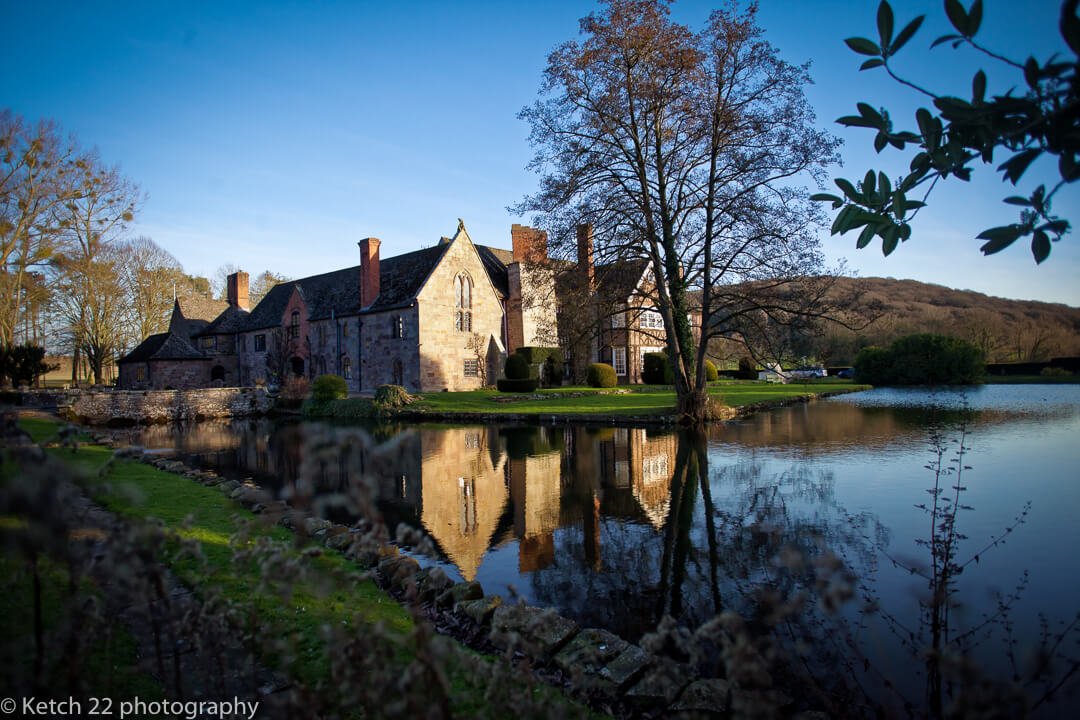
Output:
454,274,472,332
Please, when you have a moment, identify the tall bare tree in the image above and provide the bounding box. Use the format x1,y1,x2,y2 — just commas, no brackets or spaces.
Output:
117,236,186,344
0,111,80,345
52,153,140,384
249,270,289,307
518,1,845,422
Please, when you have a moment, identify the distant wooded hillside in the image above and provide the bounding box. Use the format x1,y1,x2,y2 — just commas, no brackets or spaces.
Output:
814,277,1080,366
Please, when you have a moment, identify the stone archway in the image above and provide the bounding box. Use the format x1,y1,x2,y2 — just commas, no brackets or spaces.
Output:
211,365,226,384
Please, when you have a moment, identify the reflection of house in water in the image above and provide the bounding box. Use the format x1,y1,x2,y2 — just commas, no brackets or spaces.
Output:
417,427,507,581
601,427,677,529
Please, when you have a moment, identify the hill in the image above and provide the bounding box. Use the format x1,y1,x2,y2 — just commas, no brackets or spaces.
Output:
812,277,1080,366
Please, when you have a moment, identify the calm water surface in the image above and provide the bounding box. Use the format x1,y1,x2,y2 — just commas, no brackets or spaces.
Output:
126,385,1080,713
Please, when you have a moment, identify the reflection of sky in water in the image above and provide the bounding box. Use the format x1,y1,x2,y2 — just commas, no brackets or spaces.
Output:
704,386,1080,712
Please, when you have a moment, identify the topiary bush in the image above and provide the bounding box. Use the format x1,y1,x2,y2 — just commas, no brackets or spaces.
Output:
704,359,719,382
642,352,669,384
496,378,539,392
312,374,348,401
504,353,530,380
586,362,617,388
373,384,413,408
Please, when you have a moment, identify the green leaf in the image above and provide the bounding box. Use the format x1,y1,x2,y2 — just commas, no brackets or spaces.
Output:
857,102,885,128
899,222,912,240
1059,152,1080,182
997,149,1041,184
837,114,877,129
810,193,844,208
1023,57,1039,88
845,37,882,56
977,224,1024,254
863,169,877,194
931,33,961,48
835,177,859,200
1031,230,1050,264
892,189,907,219
878,171,892,196
877,1,894,49
874,132,888,152
856,224,877,249
945,0,969,35
972,70,986,103
1064,2,1080,56
882,224,900,255
831,204,857,235
891,15,924,55
1003,196,1031,206
860,58,885,71
968,0,983,36
1040,219,1069,235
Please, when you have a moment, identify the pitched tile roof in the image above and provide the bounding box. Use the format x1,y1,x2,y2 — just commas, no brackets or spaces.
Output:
194,305,250,336
171,295,230,338
236,238,516,331
119,332,209,363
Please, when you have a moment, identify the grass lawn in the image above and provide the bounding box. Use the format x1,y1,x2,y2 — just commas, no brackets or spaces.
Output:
408,379,869,417
7,416,591,717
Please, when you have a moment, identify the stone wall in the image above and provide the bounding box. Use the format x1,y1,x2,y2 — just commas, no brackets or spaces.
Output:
416,234,506,391
359,306,420,391
63,387,273,425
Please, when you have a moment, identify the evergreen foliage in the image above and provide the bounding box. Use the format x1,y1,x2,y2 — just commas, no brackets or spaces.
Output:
586,362,617,388
855,333,985,385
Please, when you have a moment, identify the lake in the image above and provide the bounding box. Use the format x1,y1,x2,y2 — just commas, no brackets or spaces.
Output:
123,385,1080,715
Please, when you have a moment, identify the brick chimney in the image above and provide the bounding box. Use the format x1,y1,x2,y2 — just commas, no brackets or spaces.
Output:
576,223,595,290
359,238,381,308
511,224,548,263
227,271,249,311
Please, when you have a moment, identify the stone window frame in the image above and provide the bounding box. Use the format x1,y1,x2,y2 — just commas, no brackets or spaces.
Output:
199,335,216,351
463,358,479,377
454,273,473,332
135,366,146,382
342,356,352,380
393,315,405,339
254,334,267,352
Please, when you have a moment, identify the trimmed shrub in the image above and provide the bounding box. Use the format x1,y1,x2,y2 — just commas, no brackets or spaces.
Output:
854,334,984,385
587,362,617,388
312,374,348,401
496,378,539,392
516,346,564,366
704,359,719,382
642,352,670,384
373,384,413,408
505,353,530,380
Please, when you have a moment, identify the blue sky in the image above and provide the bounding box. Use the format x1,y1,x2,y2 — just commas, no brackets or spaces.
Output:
3,0,1076,305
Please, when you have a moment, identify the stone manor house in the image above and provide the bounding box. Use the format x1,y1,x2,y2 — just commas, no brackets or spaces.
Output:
117,220,679,392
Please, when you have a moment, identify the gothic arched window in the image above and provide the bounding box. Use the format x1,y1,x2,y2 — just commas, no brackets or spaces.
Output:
454,274,472,332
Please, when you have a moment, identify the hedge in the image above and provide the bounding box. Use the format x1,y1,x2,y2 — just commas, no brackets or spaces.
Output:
704,359,719,381
642,352,670,384
505,353,530,380
497,378,539,392
586,363,617,388
515,346,564,366
854,334,984,385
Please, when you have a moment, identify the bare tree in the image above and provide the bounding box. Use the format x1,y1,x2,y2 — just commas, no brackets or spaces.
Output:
0,110,80,345
518,1,846,421
51,153,140,384
250,270,289,307
117,236,186,344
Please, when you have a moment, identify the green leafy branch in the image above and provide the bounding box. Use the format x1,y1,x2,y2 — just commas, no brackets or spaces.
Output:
813,0,1079,263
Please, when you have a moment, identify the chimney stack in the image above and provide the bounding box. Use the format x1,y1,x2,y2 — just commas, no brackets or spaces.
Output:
359,238,381,308
576,223,595,289
511,224,548,263
227,271,249,311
